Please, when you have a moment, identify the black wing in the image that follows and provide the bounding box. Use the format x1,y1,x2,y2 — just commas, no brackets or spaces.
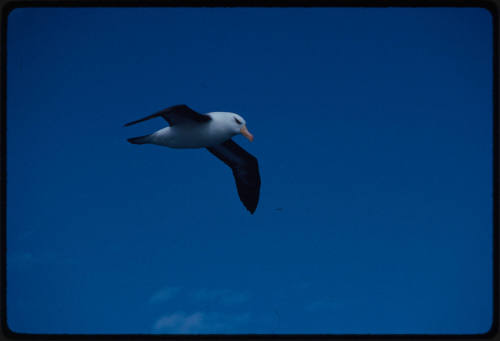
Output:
124,104,211,127
207,139,261,214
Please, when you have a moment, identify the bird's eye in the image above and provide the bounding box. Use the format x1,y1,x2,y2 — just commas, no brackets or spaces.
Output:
234,117,242,125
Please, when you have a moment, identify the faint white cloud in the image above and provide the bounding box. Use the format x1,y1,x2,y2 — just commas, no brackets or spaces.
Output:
189,288,249,306
149,287,251,333
149,286,181,304
153,312,204,333
152,311,250,333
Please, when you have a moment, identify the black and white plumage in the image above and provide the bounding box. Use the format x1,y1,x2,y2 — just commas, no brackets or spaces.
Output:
125,104,261,214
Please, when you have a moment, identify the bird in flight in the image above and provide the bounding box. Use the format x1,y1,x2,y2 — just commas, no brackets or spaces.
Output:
124,104,261,214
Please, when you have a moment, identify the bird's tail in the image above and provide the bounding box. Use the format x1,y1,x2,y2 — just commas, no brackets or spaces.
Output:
127,134,151,145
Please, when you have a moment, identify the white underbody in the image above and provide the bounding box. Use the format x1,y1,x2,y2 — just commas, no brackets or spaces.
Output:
146,112,237,149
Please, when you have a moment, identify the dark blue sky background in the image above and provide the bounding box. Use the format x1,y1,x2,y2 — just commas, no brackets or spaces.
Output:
6,7,493,334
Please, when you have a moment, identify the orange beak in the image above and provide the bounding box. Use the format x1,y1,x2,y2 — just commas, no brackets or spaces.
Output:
240,125,254,142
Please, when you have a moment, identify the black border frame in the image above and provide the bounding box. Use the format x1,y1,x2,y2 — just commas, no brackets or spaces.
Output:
0,1,498,340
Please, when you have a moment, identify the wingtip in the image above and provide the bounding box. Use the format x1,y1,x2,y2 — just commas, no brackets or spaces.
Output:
127,134,150,144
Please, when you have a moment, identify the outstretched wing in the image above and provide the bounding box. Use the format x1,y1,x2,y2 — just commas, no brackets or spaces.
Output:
124,104,211,127
207,139,261,214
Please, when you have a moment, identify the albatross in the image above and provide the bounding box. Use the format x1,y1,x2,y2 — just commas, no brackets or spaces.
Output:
124,104,261,214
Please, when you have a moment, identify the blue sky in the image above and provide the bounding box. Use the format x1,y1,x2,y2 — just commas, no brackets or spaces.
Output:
6,7,493,334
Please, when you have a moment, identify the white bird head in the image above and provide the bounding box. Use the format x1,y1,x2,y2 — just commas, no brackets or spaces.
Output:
231,113,254,142
210,112,254,142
